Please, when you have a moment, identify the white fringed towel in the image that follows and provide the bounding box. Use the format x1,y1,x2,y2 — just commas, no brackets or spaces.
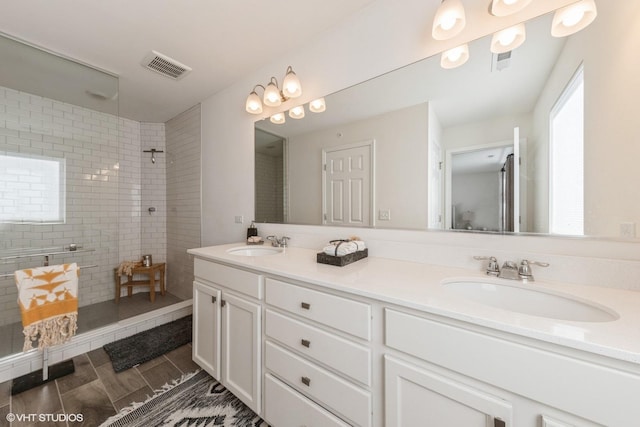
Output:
15,263,79,351
322,240,367,256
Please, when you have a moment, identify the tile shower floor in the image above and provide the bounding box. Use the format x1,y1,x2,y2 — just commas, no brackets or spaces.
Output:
0,292,183,359
0,342,199,426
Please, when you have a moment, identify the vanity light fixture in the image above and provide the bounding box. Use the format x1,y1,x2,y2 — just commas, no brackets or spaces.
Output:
270,112,286,124
551,0,597,37
309,97,326,113
490,23,526,54
289,105,305,119
245,65,302,114
440,44,470,69
490,0,532,17
432,0,466,41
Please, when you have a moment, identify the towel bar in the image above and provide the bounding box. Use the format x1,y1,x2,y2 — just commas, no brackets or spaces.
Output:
0,264,98,279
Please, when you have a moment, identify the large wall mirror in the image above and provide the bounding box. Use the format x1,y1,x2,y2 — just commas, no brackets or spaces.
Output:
255,1,639,240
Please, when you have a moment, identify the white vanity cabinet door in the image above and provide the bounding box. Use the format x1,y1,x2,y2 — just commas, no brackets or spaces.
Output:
193,274,262,415
385,355,512,427
221,292,261,414
193,281,221,379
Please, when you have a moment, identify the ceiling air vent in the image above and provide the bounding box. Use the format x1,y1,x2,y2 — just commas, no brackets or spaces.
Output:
141,50,192,80
492,51,512,72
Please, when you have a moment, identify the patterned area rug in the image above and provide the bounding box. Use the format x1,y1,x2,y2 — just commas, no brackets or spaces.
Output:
103,315,192,372
100,369,268,427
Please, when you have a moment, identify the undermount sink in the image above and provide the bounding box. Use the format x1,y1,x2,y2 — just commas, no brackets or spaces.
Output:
226,246,284,256
442,280,618,323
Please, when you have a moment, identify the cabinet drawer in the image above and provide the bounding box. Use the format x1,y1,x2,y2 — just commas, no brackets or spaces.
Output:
194,258,262,299
266,341,371,427
265,278,371,340
266,309,371,386
265,374,350,427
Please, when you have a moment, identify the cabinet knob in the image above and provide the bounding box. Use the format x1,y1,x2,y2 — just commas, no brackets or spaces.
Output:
211,296,217,304
301,302,311,310
301,376,311,386
301,339,311,348
221,299,226,307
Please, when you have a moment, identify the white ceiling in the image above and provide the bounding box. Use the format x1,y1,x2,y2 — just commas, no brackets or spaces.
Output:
0,0,376,122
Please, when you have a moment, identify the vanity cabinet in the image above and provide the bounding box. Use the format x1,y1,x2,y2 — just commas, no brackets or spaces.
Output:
385,355,512,427
192,258,262,414
264,277,373,426
384,308,637,427
190,247,640,427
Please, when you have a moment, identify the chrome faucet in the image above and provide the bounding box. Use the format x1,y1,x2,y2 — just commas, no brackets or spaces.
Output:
266,235,291,247
498,261,520,280
474,256,549,282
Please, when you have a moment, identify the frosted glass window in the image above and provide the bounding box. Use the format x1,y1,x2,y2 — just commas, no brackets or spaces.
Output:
550,66,584,235
0,153,66,223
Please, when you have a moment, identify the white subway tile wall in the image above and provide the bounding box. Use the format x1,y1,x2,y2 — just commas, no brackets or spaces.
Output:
141,122,167,264
165,104,201,300
255,151,284,223
0,86,168,326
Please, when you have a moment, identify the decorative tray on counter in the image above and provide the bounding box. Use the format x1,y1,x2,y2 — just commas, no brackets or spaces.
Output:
317,248,368,266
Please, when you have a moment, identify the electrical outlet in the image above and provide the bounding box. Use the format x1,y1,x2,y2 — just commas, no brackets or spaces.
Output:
620,222,636,238
379,209,391,221
234,215,244,224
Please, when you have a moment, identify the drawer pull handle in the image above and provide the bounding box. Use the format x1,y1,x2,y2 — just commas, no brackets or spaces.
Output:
301,376,311,386
301,302,311,310
301,339,311,348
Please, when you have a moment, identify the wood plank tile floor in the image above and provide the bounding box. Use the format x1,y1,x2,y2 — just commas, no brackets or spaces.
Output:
0,343,199,426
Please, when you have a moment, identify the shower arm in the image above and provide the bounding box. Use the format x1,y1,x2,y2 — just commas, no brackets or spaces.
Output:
143,148,164,163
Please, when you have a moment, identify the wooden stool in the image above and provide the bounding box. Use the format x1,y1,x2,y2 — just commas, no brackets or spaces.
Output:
114,262,166,303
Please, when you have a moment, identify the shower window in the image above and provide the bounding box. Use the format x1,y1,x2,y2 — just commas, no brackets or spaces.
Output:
549,65,584,235
0,152,66,224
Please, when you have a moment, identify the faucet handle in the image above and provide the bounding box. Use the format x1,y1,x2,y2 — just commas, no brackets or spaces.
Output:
473,256,500,276
518,259,549,281
280,236,291,247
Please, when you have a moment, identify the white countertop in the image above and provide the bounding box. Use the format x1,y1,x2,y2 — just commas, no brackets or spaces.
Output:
188,243,640,365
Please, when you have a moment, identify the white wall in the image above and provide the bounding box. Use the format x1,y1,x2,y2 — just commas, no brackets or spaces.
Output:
288,103,428,229
198,0,640,292
531,0,640,238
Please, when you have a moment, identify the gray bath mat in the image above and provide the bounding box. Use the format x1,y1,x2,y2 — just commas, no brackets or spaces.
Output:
103,315,192,372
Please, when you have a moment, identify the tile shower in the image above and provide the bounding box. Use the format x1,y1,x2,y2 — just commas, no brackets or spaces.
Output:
0,83,167,352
